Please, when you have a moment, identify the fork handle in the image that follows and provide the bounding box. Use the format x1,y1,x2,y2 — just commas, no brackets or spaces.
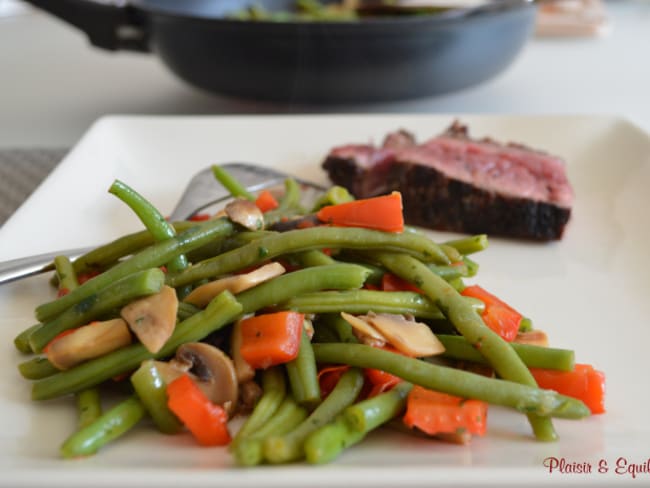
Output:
0,247,92,286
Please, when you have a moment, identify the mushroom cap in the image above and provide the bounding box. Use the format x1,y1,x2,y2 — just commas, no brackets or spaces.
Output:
174,342,239,415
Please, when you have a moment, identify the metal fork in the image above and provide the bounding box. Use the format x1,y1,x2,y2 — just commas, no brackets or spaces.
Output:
0,163,325,285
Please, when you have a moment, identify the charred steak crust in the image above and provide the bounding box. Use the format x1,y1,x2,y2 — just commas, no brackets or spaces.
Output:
322,124,573,241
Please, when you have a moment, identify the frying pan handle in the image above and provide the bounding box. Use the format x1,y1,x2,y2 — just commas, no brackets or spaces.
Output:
23,0,150,52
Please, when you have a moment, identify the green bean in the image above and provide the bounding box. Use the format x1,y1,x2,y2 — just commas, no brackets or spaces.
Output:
334,253,385,284
233,367,286,443
519,317,534,332
370,252,560,441
286,326,321,408
439,244,462,263
18,356,59,379
35,218,235,323
272,178,303,216
357,263,385,285
60,396,145,458
108,180,188,276
76,388,102,429
168,227,448,288
311,185,354,211
232,396,308,466
304,416,362,465
443,234,489,255
281,290,484,319
304,382,412,464
45,221,196,280
55,259,105,432
130,360,182,434
177,301,201,321
428,263,468,281
437,335,575,372
14,323,41,354
281,290,445,320
263,368,364,464
29,267,166,353
447,276,465,292
211,164,255,201
312,343,589,419
54,255,79,292
31,291,242,401
185,230,275,264
344,381,413,432
316,314,359,344
462,255,479,277
291,249,336,268
236,264,370,315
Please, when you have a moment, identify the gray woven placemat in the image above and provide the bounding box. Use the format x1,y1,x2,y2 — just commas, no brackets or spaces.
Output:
0,148,68,227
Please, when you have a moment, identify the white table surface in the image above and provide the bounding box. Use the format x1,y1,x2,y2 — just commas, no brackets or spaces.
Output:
0,0,649,149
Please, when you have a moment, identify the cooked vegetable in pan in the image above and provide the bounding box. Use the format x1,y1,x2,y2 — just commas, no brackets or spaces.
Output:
229,0,451,21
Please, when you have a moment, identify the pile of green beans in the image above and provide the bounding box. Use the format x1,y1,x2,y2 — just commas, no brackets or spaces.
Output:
13,166,593,464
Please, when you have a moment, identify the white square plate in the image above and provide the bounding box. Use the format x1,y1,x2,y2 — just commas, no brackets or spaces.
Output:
1,115,649,487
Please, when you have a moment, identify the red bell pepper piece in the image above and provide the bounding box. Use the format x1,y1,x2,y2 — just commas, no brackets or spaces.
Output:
316,192,404,233
381,273,423,294
403,385,488,436
530,363,606,414
255,190,279,213
461,285,522,342
239,311,303,369
166,374,231,446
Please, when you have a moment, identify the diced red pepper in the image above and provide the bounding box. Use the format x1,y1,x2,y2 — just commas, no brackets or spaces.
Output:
317,365,350,398
403,386,488,436
381,273,423,294
239,311,303,369
188,213,211,222
364,367,402,398
77,270,100,285
166,374,231,446
316,192,404,233
530,364,606,414
461,285,522,342
255,190,279,213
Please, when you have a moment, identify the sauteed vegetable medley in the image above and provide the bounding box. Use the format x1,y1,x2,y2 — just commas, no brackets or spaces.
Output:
15,165,605,464
230,0,450,21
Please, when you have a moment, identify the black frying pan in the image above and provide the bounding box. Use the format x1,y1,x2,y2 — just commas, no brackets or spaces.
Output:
23,0,536,102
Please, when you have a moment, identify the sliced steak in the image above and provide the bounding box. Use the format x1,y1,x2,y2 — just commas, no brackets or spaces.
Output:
322,121,573,240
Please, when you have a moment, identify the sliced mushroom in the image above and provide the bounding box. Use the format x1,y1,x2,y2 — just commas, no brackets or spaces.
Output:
230,318,256,384
342,311,445,357
174,342,239,415
514,329,549,347
367,313,445,357
121,285,178,353
47,318,132,370
341,312,387,348
183,262,286,308
225,198,265,230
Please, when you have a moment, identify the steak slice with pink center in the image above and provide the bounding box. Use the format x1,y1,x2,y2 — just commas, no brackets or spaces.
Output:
322,122,574,241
